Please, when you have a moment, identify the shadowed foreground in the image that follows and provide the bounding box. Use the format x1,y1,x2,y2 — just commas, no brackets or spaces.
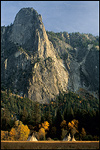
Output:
1,141,99,149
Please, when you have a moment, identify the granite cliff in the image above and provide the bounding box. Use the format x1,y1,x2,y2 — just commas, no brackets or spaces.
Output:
1,8,99,103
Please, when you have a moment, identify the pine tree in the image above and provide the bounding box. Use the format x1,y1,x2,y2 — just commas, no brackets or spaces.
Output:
55,109,63,140
20,107,28,124
1,108,11,131
63,108,68,122
34,102,41,126
45,107,52,125
10,121,30,141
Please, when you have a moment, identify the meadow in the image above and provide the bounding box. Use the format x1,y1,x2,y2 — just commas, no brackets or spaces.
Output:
1,141,99,149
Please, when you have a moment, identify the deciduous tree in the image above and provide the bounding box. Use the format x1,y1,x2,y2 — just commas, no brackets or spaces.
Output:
1,130,9,140
17,124,30,141
38,127,45,140
42,121,49,131
80,127,86,140
9,120,30,141
9,128,16,140
60,120,67,129
68,119,79,136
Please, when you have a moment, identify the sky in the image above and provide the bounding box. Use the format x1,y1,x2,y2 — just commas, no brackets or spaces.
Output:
1,1,99,36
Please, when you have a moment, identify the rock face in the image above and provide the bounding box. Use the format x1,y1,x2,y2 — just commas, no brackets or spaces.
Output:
1,8,99,103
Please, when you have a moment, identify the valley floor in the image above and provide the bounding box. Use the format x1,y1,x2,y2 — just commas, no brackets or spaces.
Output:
1,141,99,149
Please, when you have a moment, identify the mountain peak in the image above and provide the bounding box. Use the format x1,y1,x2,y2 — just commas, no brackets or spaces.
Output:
9,7,43,49
14,7,41,25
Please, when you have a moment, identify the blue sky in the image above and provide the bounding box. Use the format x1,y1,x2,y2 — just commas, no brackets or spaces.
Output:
1,1,99,36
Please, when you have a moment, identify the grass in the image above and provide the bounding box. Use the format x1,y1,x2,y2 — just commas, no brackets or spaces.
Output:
1,141,99,149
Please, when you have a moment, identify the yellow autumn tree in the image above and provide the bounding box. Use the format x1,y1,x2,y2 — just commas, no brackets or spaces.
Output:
38,127,45,140
68,119,79,136
17,124,30,141
38,121,49,140
1,131,5,140
60,120,67,140
42,121,49,131
1,130,9,140
9,121,30,141
60,120,67,129
9,128,16,141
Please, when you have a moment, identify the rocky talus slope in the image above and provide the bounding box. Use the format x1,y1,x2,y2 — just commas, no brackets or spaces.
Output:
1,8,99,103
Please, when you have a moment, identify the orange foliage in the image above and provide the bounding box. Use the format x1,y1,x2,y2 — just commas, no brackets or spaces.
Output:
38,127,45,140
1,131,5,140
9,128,16,141
38,124,41,129
68,119,79,135
39,128,45,134
68,122,73,129
1,130,9,140
42,121,49,130
9,121,30,141
17,124,30,141
60,120,67,129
